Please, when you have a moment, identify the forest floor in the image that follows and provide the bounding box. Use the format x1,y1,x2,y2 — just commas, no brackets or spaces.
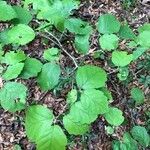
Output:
0,0,150,150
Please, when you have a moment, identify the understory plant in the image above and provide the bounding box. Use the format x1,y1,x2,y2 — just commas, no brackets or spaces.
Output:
0,0,149,150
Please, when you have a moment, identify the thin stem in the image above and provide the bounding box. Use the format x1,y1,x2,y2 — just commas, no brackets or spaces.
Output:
34,19,78,69
44,30,78,68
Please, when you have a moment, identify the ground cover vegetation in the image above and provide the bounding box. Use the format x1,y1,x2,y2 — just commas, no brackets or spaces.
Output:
0,0,149,149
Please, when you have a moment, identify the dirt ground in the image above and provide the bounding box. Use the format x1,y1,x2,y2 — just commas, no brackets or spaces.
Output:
0,0,150,150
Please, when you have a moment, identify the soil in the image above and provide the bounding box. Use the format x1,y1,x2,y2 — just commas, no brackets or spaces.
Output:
0,0,150,150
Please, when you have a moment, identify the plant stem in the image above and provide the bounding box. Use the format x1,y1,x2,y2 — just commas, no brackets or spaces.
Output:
44,30,78,68
34,19,78,69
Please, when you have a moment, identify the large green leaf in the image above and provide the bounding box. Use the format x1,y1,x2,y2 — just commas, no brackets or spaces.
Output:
76,65,107,89
7,24,35,45
37,125,67,150
37,63,61,91
65,18,92,35
0,82,27,112
68,101,98,124
12,6,32,24
119,25,136,40
25,105,54,141
0,1,17,21
25,105,67,150
113,132,138,150
63,115,89,135
66,89,108,124
1,51,26,65
121,132,138,150
131,126,150,147
112,51,133,67
137,31,150,48
80,89,109,115
37,0,79,31
2,63,24,80
104,107,124,126
131,87,145,105
97,14,121,34
99,34,119,51
20,57,42,79
65,18,92,54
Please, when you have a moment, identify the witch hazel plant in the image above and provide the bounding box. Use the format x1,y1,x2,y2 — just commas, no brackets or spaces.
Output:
63,65,124,135
24,65,124,150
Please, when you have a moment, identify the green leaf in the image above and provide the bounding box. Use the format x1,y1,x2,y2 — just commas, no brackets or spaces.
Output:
80,89,109,115
76,65,107,89
2,63,24,80
25,105,67,150
0,1,17,21
12,6,32,24
24,0,52,10
100,87,113,102
131,126,150,147
37,0,79,31
25,105,54,141
66,89,77,105
43,48,60,62
37,63,61,91
138,23,150,33
119,25,136,40
127,41,138,49
131,87,145,105
121,132,138,150
7,24,35,45
117,67,129,81
37,125,67,150
20,57,42,79
68,101,98,124
65,18,92,35
137,31,150,48
2,51,26,65
0,29,10,45
104,107,124,126
0,82,27,112
97,14,121,34
67,89,108,124
112,141,120,150
99,34,119,51
74,35,90,54
112,51,133,67
63,115,89,135
105,126,114,134
133,47,148,60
